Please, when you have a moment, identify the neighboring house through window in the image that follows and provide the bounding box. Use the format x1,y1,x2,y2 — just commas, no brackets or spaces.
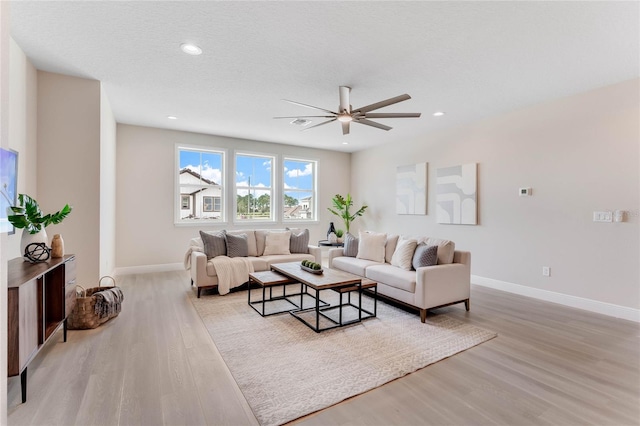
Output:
177,146,224,223
284,158,316,221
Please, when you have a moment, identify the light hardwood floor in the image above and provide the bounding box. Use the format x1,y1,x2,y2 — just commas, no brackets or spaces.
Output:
7,270,640,425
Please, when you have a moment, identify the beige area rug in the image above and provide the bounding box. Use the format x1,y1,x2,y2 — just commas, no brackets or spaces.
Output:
190,286,496,426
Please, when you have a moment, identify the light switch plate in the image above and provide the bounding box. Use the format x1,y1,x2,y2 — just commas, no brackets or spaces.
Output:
593,211,613,222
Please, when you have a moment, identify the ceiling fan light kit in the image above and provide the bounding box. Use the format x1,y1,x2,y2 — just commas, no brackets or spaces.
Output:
275,86,421,135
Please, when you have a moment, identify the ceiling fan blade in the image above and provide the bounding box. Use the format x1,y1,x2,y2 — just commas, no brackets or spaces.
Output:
363,112,421,118
354,118,392,131
353,94,411,114
283,99,338,115
341,121,350,135
339,86,351,113
273,115,335,119
301,118,337,131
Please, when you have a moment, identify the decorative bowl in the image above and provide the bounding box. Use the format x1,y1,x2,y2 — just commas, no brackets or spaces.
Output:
300,265,323,274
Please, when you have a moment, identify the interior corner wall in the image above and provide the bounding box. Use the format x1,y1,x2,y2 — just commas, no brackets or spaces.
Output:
37,71,101,286
0,1,10,421
100,84,116,277
351,79,640,310
115,124,351,269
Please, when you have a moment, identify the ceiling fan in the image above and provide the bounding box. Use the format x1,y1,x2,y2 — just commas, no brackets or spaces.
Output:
275,86,421,135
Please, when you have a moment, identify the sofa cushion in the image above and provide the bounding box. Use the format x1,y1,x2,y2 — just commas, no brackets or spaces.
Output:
425,238,455,264
247,256,268,272
287,228,309,254
263,231,291,256
391,237,418,271
365,264,416,293
227,230,257,256
412,243,438,269
262,254,314,268
357,231,386,263
331,256,380,277
200,230,227,259
255,229,286,256
226,233,248,258
343,232,358,257
385,234,400,263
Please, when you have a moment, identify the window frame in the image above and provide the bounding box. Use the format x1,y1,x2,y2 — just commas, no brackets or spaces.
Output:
233,151,276,224
282,157,318,223
175,144,226,225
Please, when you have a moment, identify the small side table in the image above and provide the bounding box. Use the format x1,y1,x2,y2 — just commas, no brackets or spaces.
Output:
318,240,344,247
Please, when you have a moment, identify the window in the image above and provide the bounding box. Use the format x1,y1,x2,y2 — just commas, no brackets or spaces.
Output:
235,153,274,221
177,146,224,222
283,158,316,221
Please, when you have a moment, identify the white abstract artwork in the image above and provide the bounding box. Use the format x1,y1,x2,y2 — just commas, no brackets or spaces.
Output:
436,163,477,225
396,163,427,215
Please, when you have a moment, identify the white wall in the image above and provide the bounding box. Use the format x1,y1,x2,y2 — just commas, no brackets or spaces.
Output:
116,124,351,268
7,39,38,259
352,79,639,311
37,71,101,286
100,84,116,277
0,1,9,421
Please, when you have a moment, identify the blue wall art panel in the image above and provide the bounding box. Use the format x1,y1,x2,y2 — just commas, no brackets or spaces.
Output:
1,148,18,234
436,163,477,225
396,163,427,215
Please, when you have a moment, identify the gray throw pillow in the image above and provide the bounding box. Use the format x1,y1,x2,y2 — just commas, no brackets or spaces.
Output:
287,228,309,254
226,233,248,258
412,243,438,270
200,230,227,259
343,232,359,257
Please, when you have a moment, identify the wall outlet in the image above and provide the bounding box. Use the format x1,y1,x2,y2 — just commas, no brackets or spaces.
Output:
542,266,550,277
593,211,613,222
519,187,532,196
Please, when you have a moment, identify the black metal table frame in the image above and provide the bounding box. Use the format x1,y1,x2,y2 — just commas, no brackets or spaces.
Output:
247,278,329,317
289,281,377,333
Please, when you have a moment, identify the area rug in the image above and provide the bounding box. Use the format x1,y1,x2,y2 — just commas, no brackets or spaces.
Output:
190,287,496,426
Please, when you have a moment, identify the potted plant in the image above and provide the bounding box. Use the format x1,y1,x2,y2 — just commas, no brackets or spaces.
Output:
327,194,367,234
335,229,344,243
8,194,72,260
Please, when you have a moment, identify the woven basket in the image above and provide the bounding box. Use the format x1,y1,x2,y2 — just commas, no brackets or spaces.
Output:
68,276,120,330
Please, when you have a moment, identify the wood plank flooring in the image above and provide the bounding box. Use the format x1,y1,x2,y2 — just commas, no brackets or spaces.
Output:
7,270,640,426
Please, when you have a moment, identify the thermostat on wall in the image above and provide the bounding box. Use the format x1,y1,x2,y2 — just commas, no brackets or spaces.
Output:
519,187,532,196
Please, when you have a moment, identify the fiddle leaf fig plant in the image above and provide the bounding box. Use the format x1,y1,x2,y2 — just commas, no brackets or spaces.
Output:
327,193,367,234
8,194,72,234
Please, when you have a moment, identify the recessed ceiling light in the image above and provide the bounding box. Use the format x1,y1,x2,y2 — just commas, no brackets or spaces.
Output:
342,141,349,145
167,115,178,120
180,43,202,55
433,111,445,117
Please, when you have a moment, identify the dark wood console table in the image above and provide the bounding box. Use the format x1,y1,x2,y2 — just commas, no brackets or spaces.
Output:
7,254,76,403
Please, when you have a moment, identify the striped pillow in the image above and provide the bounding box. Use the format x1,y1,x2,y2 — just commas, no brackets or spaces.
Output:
287,228,309,254
343,233,358,257
226,233,248,258
391,237,418,270
200,230,227,259
412,243,438,270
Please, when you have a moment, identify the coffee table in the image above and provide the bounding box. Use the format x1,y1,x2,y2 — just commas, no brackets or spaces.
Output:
270,262,376,333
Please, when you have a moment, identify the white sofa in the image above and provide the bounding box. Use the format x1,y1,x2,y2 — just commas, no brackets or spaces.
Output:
188,229,321,297
328,234,470,322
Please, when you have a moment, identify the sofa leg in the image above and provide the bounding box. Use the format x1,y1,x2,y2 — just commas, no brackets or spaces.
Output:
465,299,470,311
197,288,202,298
191,279,193,286
420,309,427,323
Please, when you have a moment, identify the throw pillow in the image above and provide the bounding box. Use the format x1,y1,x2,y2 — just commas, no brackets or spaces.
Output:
262,231,292,256
425,238,455,264
199,230,227,259
287,228,309,254
391,237,418,271
225,233,248,258
343,232,359,257
412,243,438,269
227,229,257,256
385,234,400,263
356,231,387,263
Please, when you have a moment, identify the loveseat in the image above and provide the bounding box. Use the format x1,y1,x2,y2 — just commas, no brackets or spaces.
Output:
328,232,470,322
186,229,321,297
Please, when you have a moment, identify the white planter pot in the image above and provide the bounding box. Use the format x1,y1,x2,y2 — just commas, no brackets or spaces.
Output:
20,229,48,261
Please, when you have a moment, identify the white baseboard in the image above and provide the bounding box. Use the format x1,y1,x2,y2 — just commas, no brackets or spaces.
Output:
114,262,184,276
472,275,640,323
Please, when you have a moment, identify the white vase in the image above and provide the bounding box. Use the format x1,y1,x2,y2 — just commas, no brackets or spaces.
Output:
328,232,338,244
20,228,48,261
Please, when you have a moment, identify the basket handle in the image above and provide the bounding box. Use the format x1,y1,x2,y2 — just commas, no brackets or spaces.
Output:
76,284,86,297
99,275,116,288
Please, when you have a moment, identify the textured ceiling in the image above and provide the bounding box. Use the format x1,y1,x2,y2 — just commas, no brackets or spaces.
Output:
10,1,640,153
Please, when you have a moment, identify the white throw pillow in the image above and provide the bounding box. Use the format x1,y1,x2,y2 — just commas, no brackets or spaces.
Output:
262,231,291,256
390,237,418,270
356,231,387,263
